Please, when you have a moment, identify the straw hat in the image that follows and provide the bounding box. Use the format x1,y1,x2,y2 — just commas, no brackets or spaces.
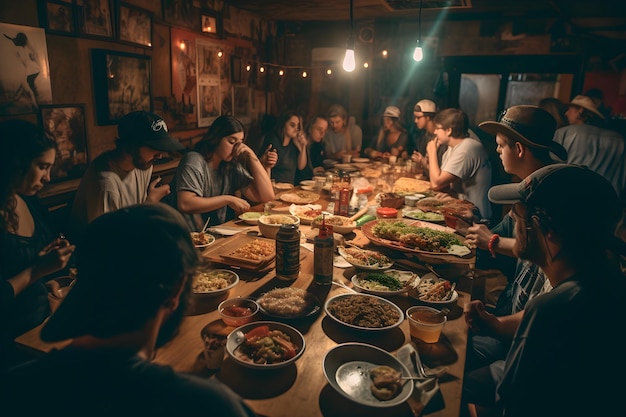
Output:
568,95,605,119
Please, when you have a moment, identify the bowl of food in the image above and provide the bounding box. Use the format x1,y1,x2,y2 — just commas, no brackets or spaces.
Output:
311,215,356,234
337,246,394,270
273,182,295,193
192,268,239,297
324,293,404,331
376,193,405,209
289,204,323,225
408,273,458,305
351,269,417,297
238,211,263,225
190,231,216,248
323,342,414,407
226,321,305,369
218,297,259,327
257,214,301,239
257,287,321,320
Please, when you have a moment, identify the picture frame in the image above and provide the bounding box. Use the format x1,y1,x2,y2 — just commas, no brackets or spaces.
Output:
0,22,53,115
75,0,113,39
39,103,89,183
231,55,242,83
200,9,222,38
117,2,152,48
91,49,152,125
40,0,76,35
162,0,200,31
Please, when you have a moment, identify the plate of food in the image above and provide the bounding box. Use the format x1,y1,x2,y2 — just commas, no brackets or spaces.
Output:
280,190,321,204
311,214,356,234
323,343,414,407
392,177,431,195
351,270,417,296
257,287,322,320
408,273,458,304
190,231,216,248
289,204,324,225
226,321,305,369
324,293,404,331
352,157,370,163
238,211,263,225
274,182,295,192
299,180,315,187
337,246,394,270
361,219,471,258
220,238,275,266
191,268,239,297
402,208,445,223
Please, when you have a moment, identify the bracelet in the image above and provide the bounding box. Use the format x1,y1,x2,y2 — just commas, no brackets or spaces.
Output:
488,234,500,258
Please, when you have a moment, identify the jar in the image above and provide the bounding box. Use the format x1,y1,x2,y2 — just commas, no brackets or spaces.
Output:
275,224,300,281
376,207,398,219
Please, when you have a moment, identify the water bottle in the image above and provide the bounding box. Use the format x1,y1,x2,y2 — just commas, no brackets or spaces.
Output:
275,224,300,281
314,217,334,285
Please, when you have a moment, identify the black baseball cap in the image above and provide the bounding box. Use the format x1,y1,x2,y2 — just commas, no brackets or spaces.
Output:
117,111,184,152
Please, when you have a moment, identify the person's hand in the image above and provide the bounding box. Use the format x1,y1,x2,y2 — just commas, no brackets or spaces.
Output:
35,238,75,278
260,144,278,169
232,142,255,162
463,300,500,336
465,223,493,250
411,151,423,163
227,196,251,215
293,132,307,152
313,166,325,175
426,138,438,155
147,176,171,202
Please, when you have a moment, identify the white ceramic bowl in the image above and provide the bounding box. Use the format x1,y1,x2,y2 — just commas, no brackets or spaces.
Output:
311,215,356,234
238,211,263,225
324,293,404,331
226,321,306,369
257,214,301,239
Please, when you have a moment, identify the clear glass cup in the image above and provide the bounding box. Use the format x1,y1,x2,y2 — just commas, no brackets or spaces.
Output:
406,306,447,343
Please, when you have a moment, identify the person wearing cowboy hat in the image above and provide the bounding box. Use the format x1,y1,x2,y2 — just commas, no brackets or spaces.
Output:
553,94,626,199
462,105,569,417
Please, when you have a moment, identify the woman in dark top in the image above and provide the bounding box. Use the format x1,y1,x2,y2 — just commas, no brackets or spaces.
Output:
261,110,308,184
0,120,75,368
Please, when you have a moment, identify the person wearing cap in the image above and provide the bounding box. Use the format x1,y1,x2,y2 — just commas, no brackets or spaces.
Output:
70,111,185,241
0,120,76,369
363,105,408,160
323,104,363,161
461,106,568,416
410,99,447,174
552,94,626,200
2,203,256,417
424,108,493,221
169,115,275,230
482,165,625,417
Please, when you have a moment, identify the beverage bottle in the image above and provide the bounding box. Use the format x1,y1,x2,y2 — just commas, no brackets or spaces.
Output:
331,172,342,215
339,174,351,217
275,224,300,281
314,215,334,285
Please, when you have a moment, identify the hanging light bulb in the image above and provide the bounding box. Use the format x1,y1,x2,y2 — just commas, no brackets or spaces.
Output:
259,66,265,73
302,71,308,78
246,64,251,71
342,0,356,72
326,68,332,75
279,69,284,76
363,62,369,68
413,41,424,62
217,50,223,58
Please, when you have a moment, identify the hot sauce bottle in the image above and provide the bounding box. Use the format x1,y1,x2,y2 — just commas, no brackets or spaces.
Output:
314,214,334,285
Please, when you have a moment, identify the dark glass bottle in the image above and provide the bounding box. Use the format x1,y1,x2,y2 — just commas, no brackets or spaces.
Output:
275,224,300,281
314,216,334,285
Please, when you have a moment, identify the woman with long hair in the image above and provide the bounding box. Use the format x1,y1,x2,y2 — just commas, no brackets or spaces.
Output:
364,106,408,160
0,119,75,367
261,110,308,184
168,115,275,230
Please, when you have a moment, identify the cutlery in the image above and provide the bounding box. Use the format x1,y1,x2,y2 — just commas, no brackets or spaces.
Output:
410,349,437,378
201,216,211,233
446,282,457,300
425,264,442,278
331,280,356,293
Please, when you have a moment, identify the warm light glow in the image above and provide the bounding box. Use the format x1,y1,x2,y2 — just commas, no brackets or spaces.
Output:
179,41,185,50
381,49,388,58
260,66,265,73
148,42,152,47
326,69,332,75
217,50,223,58
413,45,424,62
302,71,308,78
342,48,355,72
246,65,251,71
279,69,284,76
363,62,369,68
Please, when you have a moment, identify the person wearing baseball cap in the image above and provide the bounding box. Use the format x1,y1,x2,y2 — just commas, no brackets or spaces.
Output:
2,203,257,417
363,105,408,160
410,99,447,178
480,164,626,417
553,94,626,200
70,111,185,241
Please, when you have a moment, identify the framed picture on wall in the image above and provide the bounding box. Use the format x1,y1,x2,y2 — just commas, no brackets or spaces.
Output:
75,0,113,39
117,2,152,48
91,49,152,125
162,0,200,31
39,103,89,182
200,9,222,38
40,0,76,35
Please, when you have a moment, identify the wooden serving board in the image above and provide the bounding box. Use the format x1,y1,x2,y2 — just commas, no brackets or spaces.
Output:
201,234,275,270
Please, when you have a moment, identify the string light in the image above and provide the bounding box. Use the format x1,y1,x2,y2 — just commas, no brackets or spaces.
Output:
326,69,332,75
302,71,308,78
217,50,223,58
279,69,284,76
342,0,356,72
381,49,388,58
363,62,369,68
246,64,251,71
259,66,265,73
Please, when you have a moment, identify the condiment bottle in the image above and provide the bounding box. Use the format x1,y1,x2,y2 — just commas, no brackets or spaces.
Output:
275,224,300,281
314,214,334,285
339,174,351,217
331,172,342,215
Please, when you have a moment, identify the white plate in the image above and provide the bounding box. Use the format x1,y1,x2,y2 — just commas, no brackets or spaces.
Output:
351,269,417,296
337,246,394,270
324,293,404,331
311,215,356,234
352,158,370,163
323,343,414,408
299,180,315,187
206,226,246,236
190,231,216,248
238,212,262,225
408,273,458,304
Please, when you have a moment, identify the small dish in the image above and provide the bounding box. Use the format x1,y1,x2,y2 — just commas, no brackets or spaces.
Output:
351,269,417,296
192,268,239,297
408,273,458,304
337,245,394,270
300,180,315,187
218,297,259,326
238,211,263,225
301,185,316,191
257,287,321,320
190,231,216,248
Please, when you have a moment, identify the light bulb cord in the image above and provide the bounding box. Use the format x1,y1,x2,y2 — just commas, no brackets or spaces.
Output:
418,0,422,44
348,0,355,48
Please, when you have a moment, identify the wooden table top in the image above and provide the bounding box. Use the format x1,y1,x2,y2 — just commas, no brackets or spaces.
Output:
16,186,476,417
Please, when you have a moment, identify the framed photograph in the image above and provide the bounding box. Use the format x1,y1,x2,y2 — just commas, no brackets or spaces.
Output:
91,49,152,125
0,22,53,115
200,9,222,38
117,2,152,48
75,0,113,39
39,104,88,182
162,0,200,31
40,0,76,35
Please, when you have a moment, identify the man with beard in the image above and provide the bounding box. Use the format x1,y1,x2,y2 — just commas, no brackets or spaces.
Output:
70,111,184,241
2,203,256,417
467,165,626,417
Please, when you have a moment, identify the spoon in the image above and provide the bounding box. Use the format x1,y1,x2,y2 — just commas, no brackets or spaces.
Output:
445,283,457,300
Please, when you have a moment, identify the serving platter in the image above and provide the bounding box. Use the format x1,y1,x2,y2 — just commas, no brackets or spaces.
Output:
279,190,321,204
202,234,276,270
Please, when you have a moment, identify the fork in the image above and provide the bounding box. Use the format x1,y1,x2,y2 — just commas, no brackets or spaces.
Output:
410,350,437,378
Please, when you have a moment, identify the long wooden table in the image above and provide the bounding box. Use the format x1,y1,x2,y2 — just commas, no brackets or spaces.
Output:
15,217,473,417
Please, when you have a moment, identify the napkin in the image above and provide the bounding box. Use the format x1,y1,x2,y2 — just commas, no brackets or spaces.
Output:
395,343,442,411
206,226,247,236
